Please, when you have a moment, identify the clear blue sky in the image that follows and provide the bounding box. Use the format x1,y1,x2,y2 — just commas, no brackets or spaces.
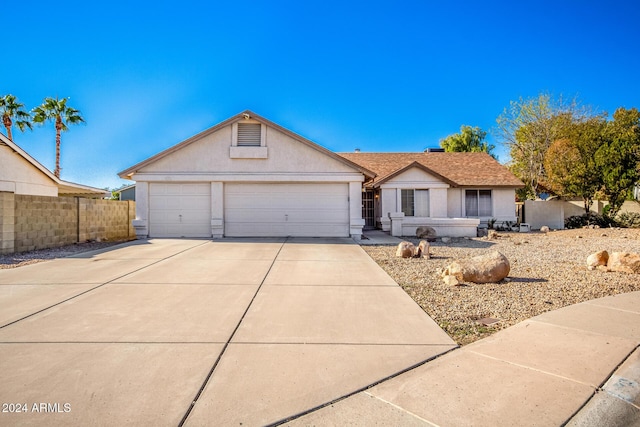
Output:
3,0,639,190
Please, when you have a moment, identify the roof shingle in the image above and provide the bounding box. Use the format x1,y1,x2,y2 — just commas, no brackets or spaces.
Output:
338,152,523,188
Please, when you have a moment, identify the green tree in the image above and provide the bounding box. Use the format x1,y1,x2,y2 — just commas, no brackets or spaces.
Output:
438,125,496,158
496,93,589,199
544,116,606,212
595,107,640,217
32,97,85,178
0,94,32,140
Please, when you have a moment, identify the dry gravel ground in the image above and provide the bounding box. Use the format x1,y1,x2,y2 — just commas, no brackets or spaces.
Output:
363,228,640,345
0,240,130,269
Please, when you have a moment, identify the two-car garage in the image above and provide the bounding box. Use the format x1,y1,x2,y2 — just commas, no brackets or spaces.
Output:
148,183,350,238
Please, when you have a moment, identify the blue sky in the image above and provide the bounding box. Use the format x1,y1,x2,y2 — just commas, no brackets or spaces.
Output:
3,0,639,190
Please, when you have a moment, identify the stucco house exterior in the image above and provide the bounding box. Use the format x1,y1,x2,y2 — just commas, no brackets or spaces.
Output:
340,152,523,237
118,111,523,239
0,133,110,198
118,111,375,239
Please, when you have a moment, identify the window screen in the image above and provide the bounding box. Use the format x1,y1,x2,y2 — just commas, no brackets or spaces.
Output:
401,189,414,216
465,190,492,217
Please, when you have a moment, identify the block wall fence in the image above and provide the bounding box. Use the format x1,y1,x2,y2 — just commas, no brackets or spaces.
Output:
0,192,135,254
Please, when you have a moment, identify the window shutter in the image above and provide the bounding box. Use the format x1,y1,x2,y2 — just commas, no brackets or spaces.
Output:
238,123,261,146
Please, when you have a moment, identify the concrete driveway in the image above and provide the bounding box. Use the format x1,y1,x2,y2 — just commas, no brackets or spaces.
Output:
0,238,456,426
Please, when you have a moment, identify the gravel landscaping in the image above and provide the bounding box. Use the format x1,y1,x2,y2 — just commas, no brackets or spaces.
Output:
0,240,130,269
363,228,640,345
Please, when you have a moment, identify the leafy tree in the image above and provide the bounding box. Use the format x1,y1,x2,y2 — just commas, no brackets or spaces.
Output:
595,107,640,217
438,125,496,158
496,93,590,199
0,94,32,140
544,116,606,212
32,97,85,178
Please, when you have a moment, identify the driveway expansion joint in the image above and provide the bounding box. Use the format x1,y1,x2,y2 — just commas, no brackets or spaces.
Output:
0,240,210,330
177,238,289,427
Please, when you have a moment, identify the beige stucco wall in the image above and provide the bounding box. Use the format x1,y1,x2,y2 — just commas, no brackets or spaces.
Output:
0,145,58,196
137,124,357,176
128,119,365,238
378,167,451,227
492,188,518,222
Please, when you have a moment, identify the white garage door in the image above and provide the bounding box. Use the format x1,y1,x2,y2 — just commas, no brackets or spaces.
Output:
224,183,349,237
149,183,211,238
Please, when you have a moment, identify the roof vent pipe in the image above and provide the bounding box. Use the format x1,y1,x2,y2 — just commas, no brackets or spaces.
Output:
354,148,361,153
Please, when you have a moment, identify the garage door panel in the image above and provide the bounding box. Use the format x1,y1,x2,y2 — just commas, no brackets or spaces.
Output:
224,183,349,237
149,183,211,238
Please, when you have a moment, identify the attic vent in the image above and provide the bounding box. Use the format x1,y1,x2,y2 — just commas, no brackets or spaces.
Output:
238,123,261,146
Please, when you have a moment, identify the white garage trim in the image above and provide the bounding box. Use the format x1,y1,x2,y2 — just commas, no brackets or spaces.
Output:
224,183,349,237
149,183,211,238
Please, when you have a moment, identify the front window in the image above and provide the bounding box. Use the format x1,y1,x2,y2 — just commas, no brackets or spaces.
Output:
465,189,492,217
401,189,429,217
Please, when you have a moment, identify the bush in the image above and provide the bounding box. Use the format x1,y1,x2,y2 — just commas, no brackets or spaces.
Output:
564,212,617,229
616,212,640,228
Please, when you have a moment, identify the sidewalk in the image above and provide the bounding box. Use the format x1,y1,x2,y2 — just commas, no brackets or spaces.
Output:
285,291,640,426
359,229,404,245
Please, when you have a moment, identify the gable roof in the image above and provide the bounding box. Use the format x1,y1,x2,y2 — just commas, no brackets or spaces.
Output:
0,132,110,197
118,110,376,179
338,152,524,188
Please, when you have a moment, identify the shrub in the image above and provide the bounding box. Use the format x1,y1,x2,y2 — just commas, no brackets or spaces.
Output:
616,212,640,228
564,212,617,229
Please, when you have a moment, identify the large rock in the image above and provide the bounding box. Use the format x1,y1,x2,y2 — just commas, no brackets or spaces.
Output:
540,226,550,233
442,251,510,284
416,226,437,241
417,240,430,259
586,250,609,270
395,241,416,258
607,252,640,274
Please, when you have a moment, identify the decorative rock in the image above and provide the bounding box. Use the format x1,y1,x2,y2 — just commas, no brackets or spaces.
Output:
416,226,437,241
441,237,451,243
607,252,640,274
477,228,488,238
416,240,430,259
441,251,510,284
395,241,416,258
586,250,609,270
487,230,499,240
443,275,460,286
540,226,550,233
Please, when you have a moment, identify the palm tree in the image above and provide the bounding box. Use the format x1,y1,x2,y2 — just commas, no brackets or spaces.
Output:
32,97,85,178
0,94,33,140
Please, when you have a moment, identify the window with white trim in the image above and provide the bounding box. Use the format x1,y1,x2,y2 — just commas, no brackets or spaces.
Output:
401,189,429,217
237,123,261,146
465,189,492,217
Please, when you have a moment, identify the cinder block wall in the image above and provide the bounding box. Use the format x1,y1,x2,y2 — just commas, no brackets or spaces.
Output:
79,198,135,242
14,195,78,252
0,192,16,254
3,194,136,253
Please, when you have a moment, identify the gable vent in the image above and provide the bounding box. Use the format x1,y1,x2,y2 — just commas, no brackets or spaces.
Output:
238,123,261,146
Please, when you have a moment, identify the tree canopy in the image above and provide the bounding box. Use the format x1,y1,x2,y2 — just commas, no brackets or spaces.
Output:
438,125,496,158
32,97,85,178
0,94,32,140
496,93,590,199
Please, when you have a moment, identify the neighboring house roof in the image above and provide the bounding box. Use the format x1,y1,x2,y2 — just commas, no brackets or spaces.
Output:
0,132,110,198
118,110,376,180
338,152,524,188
